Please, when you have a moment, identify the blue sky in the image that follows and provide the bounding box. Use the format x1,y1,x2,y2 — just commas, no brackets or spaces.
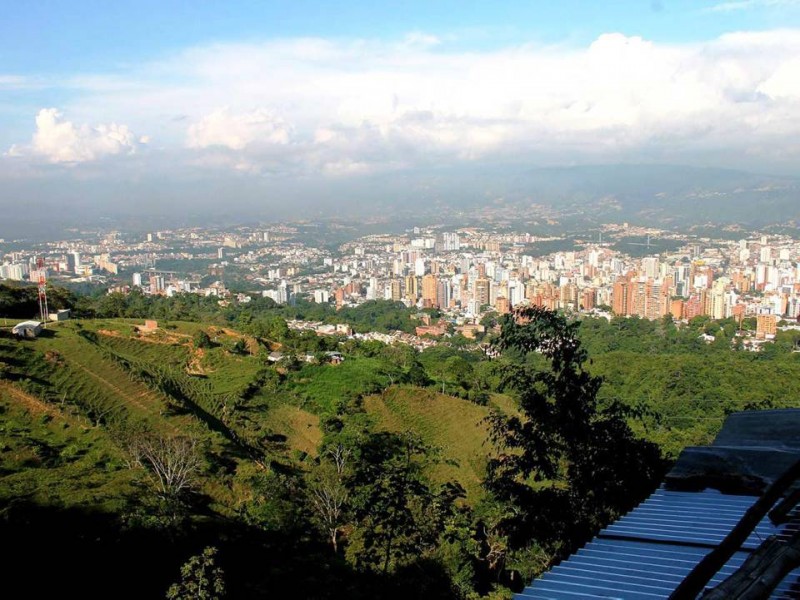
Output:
4,0,800,72
2,0,800,216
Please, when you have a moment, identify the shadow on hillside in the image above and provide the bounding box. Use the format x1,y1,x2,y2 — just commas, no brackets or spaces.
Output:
0,499,460,600
2,372,51,388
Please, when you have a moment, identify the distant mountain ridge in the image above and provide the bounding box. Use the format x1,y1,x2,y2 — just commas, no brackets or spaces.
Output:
1,163,797,238
518,164,800,226
385,163,800,227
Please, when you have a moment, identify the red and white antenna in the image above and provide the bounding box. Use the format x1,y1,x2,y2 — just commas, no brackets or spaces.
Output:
36,257,49,325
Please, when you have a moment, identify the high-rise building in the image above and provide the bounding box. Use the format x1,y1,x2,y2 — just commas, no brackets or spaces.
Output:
684,295,703,319
150,274,165,292
642,257,660,280
0,263,25,281
436,279,451,309
581,289,596,311
422,274,438,307
67,251,81,274
390,279,402,302
756,313,777,339
441,232,460,251
495,296,510,314
474,277,491,307
612,279,630,316
670,299,684,320
560,283,578,310
404,275,418,301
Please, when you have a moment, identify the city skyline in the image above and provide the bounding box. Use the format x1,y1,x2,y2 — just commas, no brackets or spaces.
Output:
3,219,798,353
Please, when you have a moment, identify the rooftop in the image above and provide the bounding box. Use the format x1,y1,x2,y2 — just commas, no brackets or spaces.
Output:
516,409,800,599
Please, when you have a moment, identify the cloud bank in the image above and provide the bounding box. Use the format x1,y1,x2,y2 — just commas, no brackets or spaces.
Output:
5,29,800,175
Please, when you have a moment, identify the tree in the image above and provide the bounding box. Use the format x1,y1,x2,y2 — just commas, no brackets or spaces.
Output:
485,306,666,554
444,356,473,393
307,444,351,553
346,432,463,574
230,339,247,355
125,434,203,500
166,546,226,600
380,343,417,369
406,361,430,387
193,330,213,349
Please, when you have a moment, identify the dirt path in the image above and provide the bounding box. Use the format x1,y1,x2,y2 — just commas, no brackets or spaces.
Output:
216,328,262,355
0,380,63,418
186,347,208,375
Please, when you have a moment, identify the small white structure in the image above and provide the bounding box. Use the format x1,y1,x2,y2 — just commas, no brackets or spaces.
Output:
49,309,71,322
12,321,43,338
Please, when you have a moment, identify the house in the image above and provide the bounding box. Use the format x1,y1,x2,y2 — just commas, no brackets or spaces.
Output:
12,321,43,338
267,351,284,363
138,319,158,332
516,409,800,599
49,309,71,322
326,351,345,365
455,323,485,339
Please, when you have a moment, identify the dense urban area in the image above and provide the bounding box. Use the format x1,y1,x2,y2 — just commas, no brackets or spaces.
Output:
3,221,798,348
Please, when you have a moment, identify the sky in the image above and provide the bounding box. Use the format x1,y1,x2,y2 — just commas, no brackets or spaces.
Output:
2,0,800,221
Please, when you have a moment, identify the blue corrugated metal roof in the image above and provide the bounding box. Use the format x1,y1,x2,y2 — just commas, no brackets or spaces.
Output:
514,486,800,599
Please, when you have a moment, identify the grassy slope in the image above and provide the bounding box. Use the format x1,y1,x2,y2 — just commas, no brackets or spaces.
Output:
285,357,388,412
2,318,321,457
363,386,510,503
89,320,264,397
264,403,322,457
0,380,140,510
2,319,518,509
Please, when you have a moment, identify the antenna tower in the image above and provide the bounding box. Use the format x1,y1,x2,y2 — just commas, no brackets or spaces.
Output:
36,257,49,325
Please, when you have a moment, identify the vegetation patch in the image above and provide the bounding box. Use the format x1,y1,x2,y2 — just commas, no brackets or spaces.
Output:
364,386,494,502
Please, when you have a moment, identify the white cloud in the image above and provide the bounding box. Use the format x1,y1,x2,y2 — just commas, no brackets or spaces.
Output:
186,107,291,150
758,57,800,98
8,108,145,163
401,31,443,49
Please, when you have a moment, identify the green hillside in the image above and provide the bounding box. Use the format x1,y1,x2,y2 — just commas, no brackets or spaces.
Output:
0,316,513,598
364,387,509,502
0,379,140,509
6,306,797,599
0,319,321,506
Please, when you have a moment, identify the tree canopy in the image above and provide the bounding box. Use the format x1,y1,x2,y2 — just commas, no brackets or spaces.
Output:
486,306,667,553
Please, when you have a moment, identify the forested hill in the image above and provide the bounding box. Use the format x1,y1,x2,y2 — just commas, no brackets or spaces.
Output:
2,286,800,598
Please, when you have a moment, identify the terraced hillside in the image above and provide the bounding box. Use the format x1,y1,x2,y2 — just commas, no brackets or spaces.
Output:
0,319,324,503
1,319,508,506
0,317,519,598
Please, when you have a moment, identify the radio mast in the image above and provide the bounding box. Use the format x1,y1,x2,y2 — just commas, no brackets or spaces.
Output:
36,257,49,325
